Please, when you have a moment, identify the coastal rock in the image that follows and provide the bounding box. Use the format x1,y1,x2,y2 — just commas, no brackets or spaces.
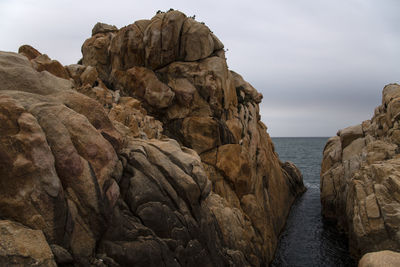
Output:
0,51,123,264
112,66,175,109
82,10,305,265
30,53,70,79
321,83,400,259
0,51,73,94
0,9,305,266
0,220,56,266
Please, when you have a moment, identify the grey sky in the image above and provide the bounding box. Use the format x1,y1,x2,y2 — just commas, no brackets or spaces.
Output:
1,0,399,136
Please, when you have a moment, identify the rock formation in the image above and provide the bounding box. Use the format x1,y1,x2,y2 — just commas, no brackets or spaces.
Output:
321,84,400,259
358,250,400,267
0,10,304,266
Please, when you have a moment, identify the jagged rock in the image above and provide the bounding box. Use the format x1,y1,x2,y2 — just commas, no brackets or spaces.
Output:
0,220,56,266
0,51,73,94
321,83,400,259
18,44,41,60
338,124,364,149
50,244,73,264
81,10,305,265
108,96,163,139
92,22,118,36
359,250,400,267
0,10,305,267
82,30,115,82
0,51,122,264
112,66,175,109
30,53,70,79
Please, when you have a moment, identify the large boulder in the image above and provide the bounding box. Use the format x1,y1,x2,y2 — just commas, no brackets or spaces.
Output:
0,51,73,94
0,51,122,265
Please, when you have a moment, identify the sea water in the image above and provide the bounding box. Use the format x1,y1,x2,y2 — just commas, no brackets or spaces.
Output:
270,137,355,267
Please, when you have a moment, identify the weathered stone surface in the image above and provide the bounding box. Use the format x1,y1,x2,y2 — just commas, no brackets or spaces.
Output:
18,44,41,60
31,54,70,79
112,66,175,109
0,51,73,94
92,22,118,36
0,220,56,267
359,250,400,267
338,124,364,149
82,30,115,81
321,83,400,259
0,51,122,265
0,9,305,267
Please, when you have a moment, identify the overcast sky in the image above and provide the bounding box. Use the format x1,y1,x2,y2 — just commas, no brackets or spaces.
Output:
1,0,399,136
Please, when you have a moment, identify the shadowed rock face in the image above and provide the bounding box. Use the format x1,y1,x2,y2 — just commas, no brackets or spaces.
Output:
321,84,400,259
0,10,304,266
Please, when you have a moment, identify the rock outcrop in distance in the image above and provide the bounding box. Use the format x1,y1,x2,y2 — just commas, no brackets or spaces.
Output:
0,10,305,266
321,84,400,259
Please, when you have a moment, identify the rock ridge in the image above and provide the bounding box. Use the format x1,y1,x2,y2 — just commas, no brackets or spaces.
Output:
321,83,400,260
0,10,305,266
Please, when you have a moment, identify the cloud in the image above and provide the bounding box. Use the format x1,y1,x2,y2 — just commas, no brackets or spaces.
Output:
0,0,399,136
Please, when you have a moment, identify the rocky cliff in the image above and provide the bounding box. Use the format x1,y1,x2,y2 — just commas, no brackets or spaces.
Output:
0,10,305,266
321,84,400,258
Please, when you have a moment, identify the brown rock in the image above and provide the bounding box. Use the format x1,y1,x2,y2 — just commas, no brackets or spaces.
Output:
338,124,364,149
0,51,122,264
82,31,114,81
50,244,73,264
231,71,263,104
18,44,41,60
113,66,174,109
144,11,187,69
168,78,196,106
0,220,57,267
80,65,99,86
92,22,118,36
382,84,400,106
182,116,221,153
0,51,73,95
31,54,70,79
0,9,306,267
179,18,216,62
321,83,400,258
109,20,150,71
359,250,400,267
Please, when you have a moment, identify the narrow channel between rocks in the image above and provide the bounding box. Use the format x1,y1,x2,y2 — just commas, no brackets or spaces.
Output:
271,137,356,267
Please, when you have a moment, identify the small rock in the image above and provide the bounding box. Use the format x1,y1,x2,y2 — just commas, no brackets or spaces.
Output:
92,22,118,36
50,244,73,264
359,250,400,267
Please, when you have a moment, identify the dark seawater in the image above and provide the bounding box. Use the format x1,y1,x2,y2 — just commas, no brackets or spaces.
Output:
270,137,356,267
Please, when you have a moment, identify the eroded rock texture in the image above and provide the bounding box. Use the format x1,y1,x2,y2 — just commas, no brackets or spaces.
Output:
0,10,304,266
321,84,400,259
